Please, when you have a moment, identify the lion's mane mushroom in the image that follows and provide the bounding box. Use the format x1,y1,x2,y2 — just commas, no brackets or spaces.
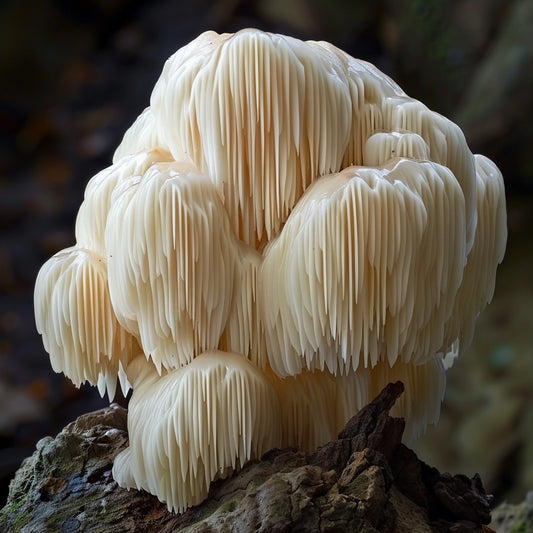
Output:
104,160,250,372
113,351,281,512
34,28,506,513
34,245,140,400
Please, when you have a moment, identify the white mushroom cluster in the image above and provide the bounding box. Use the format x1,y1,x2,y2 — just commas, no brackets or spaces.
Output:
34,29,507,513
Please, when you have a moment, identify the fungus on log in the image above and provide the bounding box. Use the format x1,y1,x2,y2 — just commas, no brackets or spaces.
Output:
34,29,507,513
112,352,281,512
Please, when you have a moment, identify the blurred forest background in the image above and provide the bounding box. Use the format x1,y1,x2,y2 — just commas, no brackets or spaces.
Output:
1,0,532,509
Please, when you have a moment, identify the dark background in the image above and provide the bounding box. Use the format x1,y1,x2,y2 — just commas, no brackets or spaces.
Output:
1,0,532,507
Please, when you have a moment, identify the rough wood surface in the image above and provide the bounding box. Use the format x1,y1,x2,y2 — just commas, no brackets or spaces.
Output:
0,382,492,532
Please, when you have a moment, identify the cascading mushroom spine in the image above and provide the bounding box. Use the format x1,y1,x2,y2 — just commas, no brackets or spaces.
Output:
34,28,506,513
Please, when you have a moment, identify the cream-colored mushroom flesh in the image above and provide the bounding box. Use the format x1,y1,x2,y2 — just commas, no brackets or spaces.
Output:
105,161,246,372
440,155,507,357
369,356,447,441
34,246,139,399
265,365,370,451
219,248,266,369
112,351,281,513
33,28,507,515
260,158,467,377
75,149,174,256
114,30,478,252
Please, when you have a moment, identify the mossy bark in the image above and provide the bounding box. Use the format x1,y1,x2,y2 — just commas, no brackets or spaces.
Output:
1,383,493,532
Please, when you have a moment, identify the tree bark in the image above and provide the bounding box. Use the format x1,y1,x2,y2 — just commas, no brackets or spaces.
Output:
0,382,492,532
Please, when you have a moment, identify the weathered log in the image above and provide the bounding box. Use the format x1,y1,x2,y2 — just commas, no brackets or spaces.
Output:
0,383,492,532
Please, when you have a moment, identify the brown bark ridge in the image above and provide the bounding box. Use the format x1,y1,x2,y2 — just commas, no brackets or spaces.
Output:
0,382,492,532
